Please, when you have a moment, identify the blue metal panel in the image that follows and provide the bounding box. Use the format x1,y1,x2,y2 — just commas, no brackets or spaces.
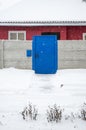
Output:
32,35,58,74
26,50,32,57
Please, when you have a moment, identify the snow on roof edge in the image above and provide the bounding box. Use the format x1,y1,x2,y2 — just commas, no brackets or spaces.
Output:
0,21,86,26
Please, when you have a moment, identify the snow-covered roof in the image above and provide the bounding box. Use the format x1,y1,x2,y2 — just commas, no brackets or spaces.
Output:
0,0,86,26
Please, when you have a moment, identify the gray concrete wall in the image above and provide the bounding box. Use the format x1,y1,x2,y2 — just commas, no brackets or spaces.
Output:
0,41,3,68
0,40,86,69
58,40,86,69
0,40,32,69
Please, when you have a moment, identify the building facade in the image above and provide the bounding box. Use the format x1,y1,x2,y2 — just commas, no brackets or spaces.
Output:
0,21,86,40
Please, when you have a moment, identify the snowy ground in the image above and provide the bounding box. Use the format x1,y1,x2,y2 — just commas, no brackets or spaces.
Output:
0,68,86,130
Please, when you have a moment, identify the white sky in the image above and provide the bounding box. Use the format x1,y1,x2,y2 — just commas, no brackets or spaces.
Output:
0,0,21,10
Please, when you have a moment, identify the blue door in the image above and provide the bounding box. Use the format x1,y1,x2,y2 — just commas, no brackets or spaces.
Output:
32,35,58,74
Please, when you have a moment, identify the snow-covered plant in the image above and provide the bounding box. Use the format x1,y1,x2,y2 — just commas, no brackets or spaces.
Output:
81,102,86,120
46,104,62,123
64,112,79,122
21,103,38,120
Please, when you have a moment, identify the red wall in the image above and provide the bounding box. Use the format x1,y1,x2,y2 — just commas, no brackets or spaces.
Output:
0,26,27,40
0,26,66,40
26,26,67,40
67,26,86,40
0,25,86,40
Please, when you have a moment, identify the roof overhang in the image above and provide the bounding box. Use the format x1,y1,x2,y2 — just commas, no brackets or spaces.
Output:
0,21,86,26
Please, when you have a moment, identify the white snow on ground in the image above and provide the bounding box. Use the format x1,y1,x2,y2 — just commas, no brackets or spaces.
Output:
0,68,86,130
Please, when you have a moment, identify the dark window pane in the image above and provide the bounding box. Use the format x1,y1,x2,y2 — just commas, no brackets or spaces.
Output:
41,32,60,40
18,33,24,40
10,33,17,40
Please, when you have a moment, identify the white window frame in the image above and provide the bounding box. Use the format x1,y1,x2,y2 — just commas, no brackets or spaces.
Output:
8,31,26,40
83,33,86,40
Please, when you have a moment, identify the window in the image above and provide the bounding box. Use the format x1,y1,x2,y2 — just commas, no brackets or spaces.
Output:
83,33,86,40
9,31,26,40
41,32,60,40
